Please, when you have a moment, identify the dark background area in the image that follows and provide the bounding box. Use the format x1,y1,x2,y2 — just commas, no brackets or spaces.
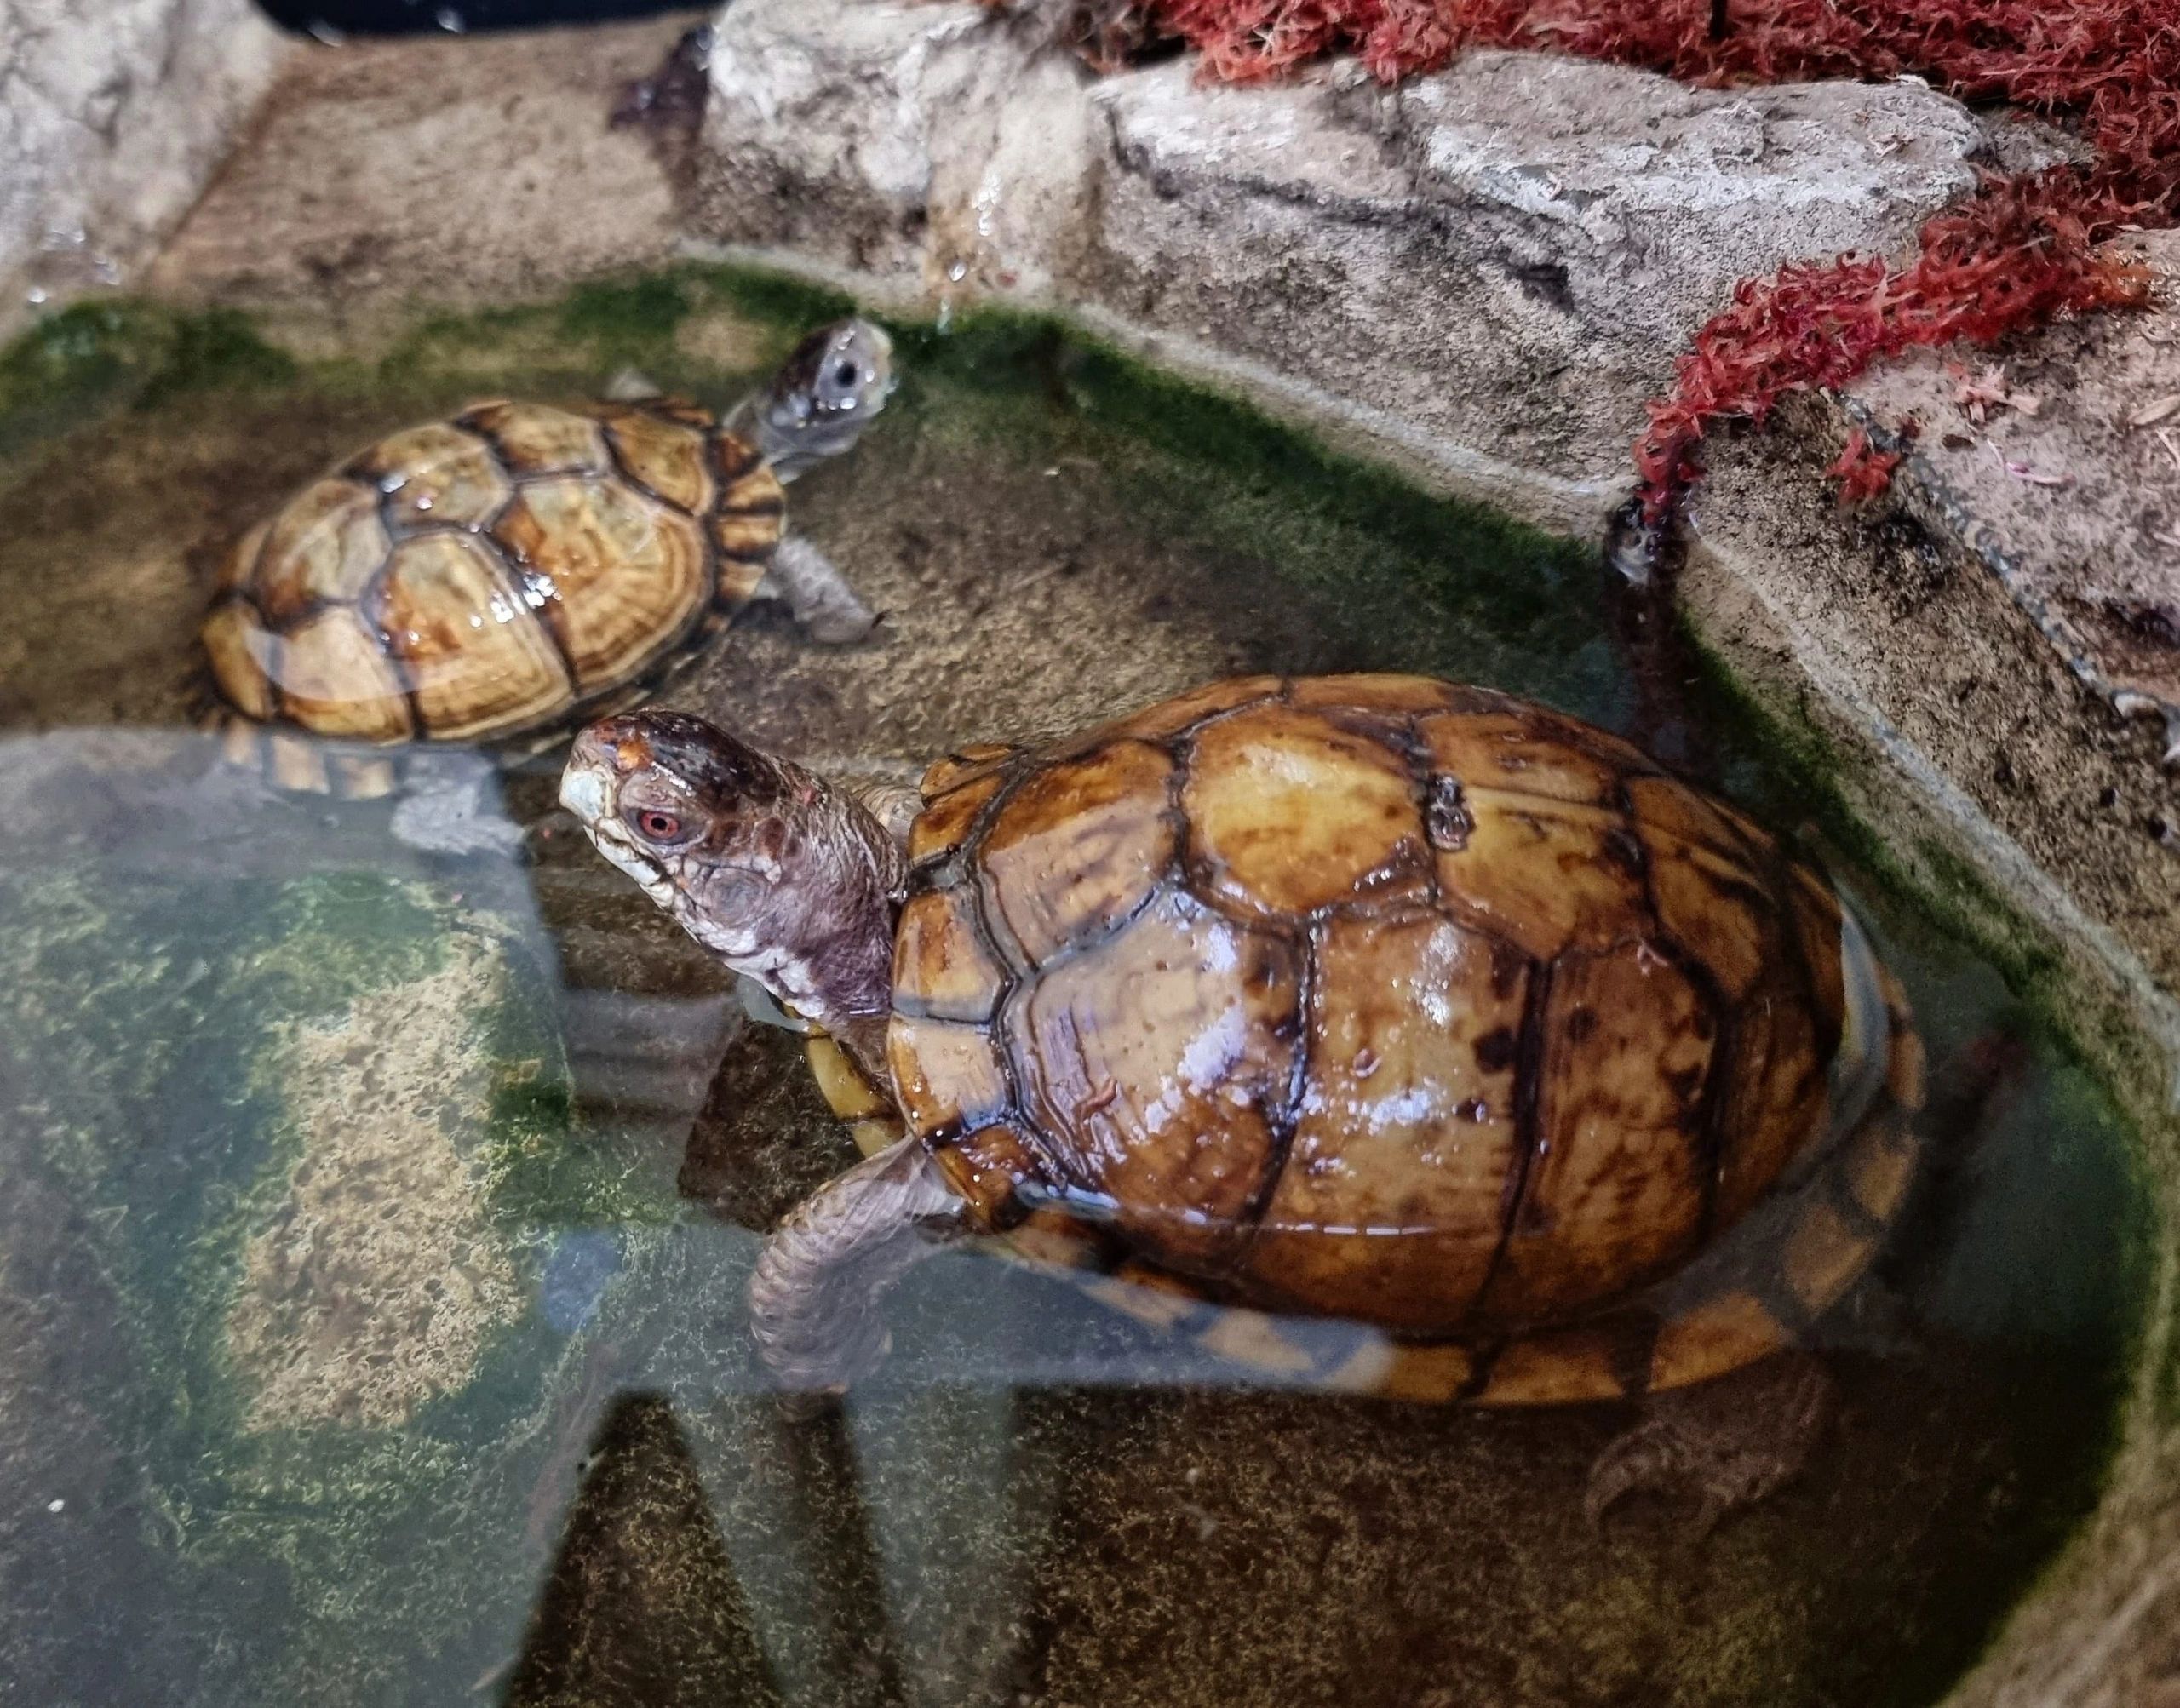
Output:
257,0,685,37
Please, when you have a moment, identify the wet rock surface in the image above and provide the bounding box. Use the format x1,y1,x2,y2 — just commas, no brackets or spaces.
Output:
691,0,2018,536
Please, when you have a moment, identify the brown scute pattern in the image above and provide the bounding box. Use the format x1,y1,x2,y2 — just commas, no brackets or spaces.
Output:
981,739,1177,965
351,421,509,530
370,533,571,740
1082,673,1281,750
934,1125,1051,1225
204,396,770,747
490,477,708,694
893,890,1007,1023
200,601,278,720
1286,673,1466,715
273,608,413,742
1183,702,1431,919
1710,977,1829,1229
887,1017,1012,1142
458,401,610,478
1483,942,1713,1323
921,742,1022,797
908,770,1005,867
1433,796,1648,961
252,479,388,624
892,676,1912,1368
214,521,269,599
1418,708,1628,806
1242,908,1527,1327
1011,891,1299,1277
597,407,714,513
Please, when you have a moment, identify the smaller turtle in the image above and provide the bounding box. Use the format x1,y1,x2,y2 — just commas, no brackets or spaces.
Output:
200,318,894,799
560,676,1927,1522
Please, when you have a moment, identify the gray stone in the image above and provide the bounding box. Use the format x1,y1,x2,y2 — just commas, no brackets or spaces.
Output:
691,3,2034,532
0,0,289,340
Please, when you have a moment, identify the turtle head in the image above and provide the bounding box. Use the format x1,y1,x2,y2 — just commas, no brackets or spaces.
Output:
749,318,897,480
561,711,906,1046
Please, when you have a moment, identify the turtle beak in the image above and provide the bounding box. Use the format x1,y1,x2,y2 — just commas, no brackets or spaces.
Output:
559,728,620,828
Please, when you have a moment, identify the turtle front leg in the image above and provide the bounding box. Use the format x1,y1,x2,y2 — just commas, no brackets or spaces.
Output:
757,536,880,645
749,1134,968,1414
1584,1353,1833,1537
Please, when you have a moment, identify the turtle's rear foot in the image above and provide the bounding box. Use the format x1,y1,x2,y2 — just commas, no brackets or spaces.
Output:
1585,1353,1833,1537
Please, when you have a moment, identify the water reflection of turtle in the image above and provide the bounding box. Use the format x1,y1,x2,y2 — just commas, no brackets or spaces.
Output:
560,674,1925,1525
199,318,896,799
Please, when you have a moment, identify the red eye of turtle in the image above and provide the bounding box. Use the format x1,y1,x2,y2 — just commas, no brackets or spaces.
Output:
634,809,683,841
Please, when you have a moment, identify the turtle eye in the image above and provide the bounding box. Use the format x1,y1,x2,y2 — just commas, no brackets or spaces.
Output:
629,806,685,842
832,360,859,391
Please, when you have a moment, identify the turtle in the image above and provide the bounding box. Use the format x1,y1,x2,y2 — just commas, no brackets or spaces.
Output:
198,318,896,800
559,673,1925,1519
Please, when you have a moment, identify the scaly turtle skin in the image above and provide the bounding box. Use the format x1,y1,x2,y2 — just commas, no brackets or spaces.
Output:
200,319,894,797
559,675,1923,1425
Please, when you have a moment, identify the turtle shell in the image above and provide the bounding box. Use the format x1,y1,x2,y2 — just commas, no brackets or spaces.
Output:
201,398,784,765
881,673,1920,1399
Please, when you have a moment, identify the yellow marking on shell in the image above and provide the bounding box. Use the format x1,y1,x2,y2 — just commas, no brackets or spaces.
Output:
1781,1196,1875,1317
600,407,714,513
1322,1339,1475,1402
803,1033,893,1122
1079,1275,1200,1332
1844,1107,1917,1224
1182,702,1430,920
490,476,708,695
330,754,399,800
219,715,265,770
372,532,573,740
1475,1331,1626,1405
1195,1308,1319,1376
1647,1290,1790,1393
889,1017,1011,1138
268,731,331,794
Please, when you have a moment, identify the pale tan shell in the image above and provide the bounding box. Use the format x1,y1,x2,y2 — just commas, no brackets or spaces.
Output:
202,398,784,766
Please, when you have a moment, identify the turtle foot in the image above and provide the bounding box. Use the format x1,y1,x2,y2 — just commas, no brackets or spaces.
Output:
1584,1353,1833,1537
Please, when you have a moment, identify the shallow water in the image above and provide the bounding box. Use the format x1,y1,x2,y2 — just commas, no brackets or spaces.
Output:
0,271,2150,1706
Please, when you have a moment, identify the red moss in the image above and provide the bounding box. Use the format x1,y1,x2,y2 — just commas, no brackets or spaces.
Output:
1144,0,2177,513
1825,427,1903,502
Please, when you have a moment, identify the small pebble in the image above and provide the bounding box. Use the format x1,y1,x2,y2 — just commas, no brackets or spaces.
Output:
46,1499,64,1514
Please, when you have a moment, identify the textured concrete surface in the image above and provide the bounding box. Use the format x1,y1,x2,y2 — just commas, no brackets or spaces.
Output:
0,0,290,340
146,13,695,313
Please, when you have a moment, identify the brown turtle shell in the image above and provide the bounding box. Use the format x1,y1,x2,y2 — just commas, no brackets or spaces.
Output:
202,398,784,776
869,673,1922,1402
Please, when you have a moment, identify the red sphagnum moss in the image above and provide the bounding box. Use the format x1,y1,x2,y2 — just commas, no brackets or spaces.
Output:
1141,0,2175,516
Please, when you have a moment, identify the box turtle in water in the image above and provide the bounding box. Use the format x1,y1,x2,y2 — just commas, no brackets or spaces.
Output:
561,674,1925,1518
199,319,894,799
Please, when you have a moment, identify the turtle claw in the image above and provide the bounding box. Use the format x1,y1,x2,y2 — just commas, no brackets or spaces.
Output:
1584,1355,1833,1537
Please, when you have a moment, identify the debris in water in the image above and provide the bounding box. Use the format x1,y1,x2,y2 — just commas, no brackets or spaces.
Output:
2126,393,2180,429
